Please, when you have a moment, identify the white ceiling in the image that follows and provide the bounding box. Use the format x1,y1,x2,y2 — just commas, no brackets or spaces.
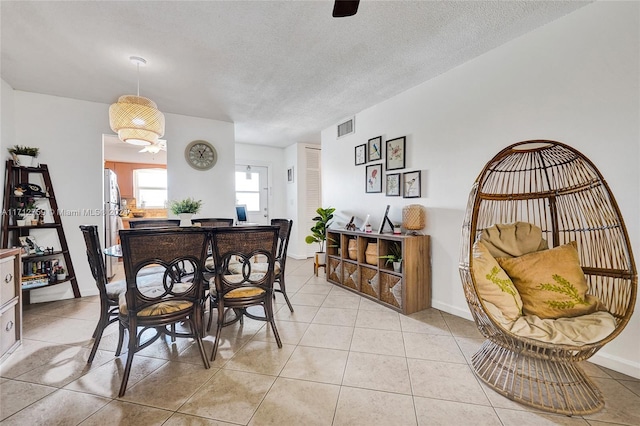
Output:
1,1,589,148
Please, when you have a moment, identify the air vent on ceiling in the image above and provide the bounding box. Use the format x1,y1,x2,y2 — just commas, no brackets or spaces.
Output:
337,117,355,138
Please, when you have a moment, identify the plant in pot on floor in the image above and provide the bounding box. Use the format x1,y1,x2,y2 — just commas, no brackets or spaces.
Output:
305,206,335,272
380,242,403,272
7,145,40,167
169,197,203,227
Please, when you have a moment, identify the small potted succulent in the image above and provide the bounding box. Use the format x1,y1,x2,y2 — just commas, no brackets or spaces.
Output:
169,197,203,226
7,145,40,167
380,242,403,272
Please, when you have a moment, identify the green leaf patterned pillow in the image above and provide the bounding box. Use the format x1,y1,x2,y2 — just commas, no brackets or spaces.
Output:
497,242,602,319
472,241,523,321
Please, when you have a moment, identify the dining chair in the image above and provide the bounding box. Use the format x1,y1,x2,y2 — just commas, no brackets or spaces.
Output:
80,225,124,364
118,227,210,396
208,225,281,360
128,219,180,228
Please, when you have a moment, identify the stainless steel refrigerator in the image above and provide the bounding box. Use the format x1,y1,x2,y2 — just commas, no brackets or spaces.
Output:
104,169,121,279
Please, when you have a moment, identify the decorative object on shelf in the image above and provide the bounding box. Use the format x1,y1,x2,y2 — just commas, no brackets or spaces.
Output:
386,173,400,196
385,136,406,170
365,164,382,193
7,145,39,167
37,209,45,225
109,56,165,146
344,216,356,231
347,239,358,259
169,197,203,226
402,204,425,233
54,265,66,281
365,242,378,265
380,242,402,272
185,140,217,170
378,204,394,234
368,136,382,161
403,170,421,198
355,144,366,165
393,224,402,235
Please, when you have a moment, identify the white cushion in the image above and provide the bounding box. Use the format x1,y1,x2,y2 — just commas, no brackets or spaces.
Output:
483,301,616,346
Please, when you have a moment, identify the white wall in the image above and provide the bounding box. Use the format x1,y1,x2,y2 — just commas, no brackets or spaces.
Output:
322,2,639,377
0,79,16,211
4,90,235,302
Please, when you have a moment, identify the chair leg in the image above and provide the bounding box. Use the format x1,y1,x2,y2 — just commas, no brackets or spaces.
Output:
265,297,282,348
207,295,214,332
277,277,294,312
88,315,108,364
115,322,125,356
210,301,225,361
118,324,137,397
170,323,176,342
190,315,210,369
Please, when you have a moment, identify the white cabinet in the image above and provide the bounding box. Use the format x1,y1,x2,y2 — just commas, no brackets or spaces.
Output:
0,248,22,362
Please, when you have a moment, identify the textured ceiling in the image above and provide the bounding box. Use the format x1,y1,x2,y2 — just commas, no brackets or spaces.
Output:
1,1,589,148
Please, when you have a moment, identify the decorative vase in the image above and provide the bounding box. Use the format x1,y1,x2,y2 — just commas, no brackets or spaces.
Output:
56,274,66,281
393,261,402,273
365,242,378,265
348,239,358,260
178,213,193,227
15,154,34,167
16,219,26,226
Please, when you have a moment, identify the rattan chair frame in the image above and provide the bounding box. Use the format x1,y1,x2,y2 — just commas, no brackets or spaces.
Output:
271,218,294,312
118,227,210,396
208,225,282,361
128,219,180,228
459,140,637,415
80,225,125,363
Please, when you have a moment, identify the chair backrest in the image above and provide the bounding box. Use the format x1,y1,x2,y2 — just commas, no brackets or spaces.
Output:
209,226,279,295
192,218,234,227
128,219,180,229
119,227,209,313
79,225,109,299
271,219,293,273
460,140,637,344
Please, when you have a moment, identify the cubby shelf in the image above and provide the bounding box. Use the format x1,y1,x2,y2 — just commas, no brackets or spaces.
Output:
325,228,430,314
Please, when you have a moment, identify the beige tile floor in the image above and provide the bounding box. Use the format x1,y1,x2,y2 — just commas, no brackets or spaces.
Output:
1,258,639,425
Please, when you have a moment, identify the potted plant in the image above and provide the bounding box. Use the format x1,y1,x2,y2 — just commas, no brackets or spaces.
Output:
380,242,403,272
54,265,66,281
7,145,40,167
305,206,335,268
169,197,203,226
15,197,37,225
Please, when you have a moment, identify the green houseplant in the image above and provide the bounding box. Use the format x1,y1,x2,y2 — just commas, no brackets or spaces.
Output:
380,242,403,272
169,197,203,226
305,207,335,253
8,145,40,167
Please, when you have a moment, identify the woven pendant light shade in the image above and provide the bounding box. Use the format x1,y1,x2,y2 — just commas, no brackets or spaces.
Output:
402,204,425,231
109,95,165,146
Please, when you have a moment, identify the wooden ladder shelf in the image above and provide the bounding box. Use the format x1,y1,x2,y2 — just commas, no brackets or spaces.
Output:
1,160,80,304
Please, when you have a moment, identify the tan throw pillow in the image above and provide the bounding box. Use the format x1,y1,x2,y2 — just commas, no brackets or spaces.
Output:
481,222,548,258
497,242,601,319
472,241,523,321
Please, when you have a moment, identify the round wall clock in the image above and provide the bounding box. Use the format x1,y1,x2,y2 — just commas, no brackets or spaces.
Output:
185,140,217,170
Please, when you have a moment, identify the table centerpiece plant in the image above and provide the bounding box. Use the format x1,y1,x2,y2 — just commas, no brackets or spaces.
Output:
169,197,203,227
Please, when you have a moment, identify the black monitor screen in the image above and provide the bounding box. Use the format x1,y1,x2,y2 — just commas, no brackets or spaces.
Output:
235,205,248,222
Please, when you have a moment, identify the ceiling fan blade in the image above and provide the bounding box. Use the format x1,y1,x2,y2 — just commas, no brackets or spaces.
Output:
333,0,359,18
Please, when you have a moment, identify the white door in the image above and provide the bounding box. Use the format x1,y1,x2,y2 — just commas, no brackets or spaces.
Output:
235,165,269,225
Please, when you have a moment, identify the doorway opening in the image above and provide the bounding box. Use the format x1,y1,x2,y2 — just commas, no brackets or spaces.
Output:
235,164,269,225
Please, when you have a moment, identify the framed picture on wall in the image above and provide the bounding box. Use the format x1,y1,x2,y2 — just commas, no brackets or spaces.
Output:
403,170,421,198
365,164,383,193
368,136,382,162
355,144,366,165
386,173,401,196
386,136,406,170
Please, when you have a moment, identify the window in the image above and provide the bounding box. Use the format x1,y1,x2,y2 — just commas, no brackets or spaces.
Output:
134,168,167,208
235,171,260,211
